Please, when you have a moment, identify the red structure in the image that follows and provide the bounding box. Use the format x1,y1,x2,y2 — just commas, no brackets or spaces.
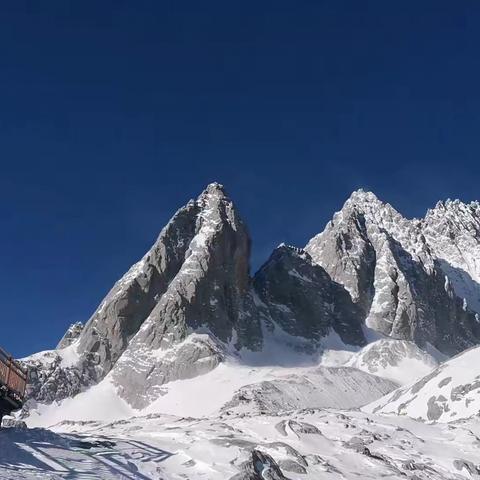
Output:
0,346,28,424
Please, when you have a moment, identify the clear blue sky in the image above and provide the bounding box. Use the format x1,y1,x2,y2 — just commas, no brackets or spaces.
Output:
1,1,480,356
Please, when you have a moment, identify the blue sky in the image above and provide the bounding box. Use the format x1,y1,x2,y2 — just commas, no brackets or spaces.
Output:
1,1,480,356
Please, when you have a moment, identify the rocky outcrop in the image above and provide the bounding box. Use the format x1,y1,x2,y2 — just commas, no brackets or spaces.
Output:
253,244,365,347
22,349,94,405
423,199,480,312
121,183,257,348
57,322,84,349
230,449,291,480
106,183,264,407
76,196,202,377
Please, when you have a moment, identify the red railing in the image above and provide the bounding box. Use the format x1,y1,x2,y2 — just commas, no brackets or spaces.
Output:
0,347,27,399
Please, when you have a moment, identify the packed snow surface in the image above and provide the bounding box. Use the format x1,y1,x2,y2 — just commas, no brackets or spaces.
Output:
4,410,480,479
366,344,480,422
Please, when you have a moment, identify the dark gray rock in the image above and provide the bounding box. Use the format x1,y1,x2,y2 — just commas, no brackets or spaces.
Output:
25,183,265,407
253,244,365,346
1,417,27,429
427,395,447,421
275,420,321,436
438,377,452,388
22,351,96,405
230,449,291,480
450,380,480,401
453,459,480,475
77,196,203,376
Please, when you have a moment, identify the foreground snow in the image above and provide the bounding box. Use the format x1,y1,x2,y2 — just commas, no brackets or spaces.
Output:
16,336,480,478
3,409,480,479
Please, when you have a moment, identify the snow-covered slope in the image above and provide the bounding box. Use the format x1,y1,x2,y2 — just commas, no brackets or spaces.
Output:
25,343,396,428
5,409,480,479
221,366,396,415
366,344,480,422
346,339,441,385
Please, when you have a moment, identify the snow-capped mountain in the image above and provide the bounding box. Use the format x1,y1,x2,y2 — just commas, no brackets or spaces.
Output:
26,183,261,407
10,184,480,479
23,185,480,412
306,189,480,355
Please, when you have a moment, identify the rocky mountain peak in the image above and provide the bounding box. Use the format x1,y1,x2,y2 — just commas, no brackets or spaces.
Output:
23,185,480,410
195,182,233,215
273,243,309,260
341,190,409,232
199,181,228,197
105,183,260,407
311,190,425,269
25,182,258,406
426,197,480,225
305,189,480,354
346,188,382,206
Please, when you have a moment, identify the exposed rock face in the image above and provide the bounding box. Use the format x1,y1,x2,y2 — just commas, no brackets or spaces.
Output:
306,194,378,315
423,200,480,312
306,190,480,355
109,184,264,407
23,349,95,405
77,196,202,377
253,244,365,346
57,323,84,349
120,183,257,350
26,183,263,406
112,335,225,409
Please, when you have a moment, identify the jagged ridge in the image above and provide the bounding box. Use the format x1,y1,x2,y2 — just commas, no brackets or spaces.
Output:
23,185,480,409
306,189,480,355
